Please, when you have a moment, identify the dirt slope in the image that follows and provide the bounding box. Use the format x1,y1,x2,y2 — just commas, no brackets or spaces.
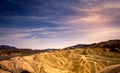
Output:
0,48,120,73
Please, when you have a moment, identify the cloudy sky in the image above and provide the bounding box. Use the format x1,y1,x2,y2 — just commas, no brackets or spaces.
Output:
0,0,120,49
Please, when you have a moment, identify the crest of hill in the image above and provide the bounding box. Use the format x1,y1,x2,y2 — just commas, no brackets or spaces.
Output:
65,39,120,52
0,45,40,61
0,45,18,49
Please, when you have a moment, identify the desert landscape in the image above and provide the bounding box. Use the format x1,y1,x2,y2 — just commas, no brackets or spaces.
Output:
0,0,120,73
0,40,120,73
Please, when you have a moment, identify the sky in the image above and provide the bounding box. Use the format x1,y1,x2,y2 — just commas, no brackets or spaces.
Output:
0,0,120,49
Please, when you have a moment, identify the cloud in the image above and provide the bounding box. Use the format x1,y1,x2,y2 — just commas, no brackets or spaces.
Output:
0,16,54,21
0,0,120,49
0,26,120,49
0,27,79,49
60,0,120,28
1,0,120,27
0,27,75,39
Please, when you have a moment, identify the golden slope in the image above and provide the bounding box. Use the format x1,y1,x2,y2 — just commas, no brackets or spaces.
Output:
0,48,120,73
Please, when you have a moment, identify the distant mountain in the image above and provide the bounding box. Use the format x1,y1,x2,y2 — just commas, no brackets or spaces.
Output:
64,44,89,49
88,39,120,52
65,39,120,52
0,45,18,49
0,45,39,61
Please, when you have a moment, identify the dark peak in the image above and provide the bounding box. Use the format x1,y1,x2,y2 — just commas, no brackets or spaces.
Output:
93,39,120,52
91,39,120,48
100,39,120,44
108,39,120,41
65,39,120,52
64,44,89,49
0,45,18,49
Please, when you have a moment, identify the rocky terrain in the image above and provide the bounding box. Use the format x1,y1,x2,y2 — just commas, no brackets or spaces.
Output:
0,40,120,73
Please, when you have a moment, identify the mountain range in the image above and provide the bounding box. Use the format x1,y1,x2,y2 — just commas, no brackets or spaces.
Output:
0,39,120,73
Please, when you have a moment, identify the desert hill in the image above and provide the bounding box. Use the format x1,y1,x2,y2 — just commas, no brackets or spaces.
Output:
65,39,120,52
0,45,54,61
0,40,120,73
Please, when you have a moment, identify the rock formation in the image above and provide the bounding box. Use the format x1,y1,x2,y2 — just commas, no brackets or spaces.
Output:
0,48,120,73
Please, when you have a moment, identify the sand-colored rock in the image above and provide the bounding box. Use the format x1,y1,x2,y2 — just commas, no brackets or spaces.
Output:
99,64,120,73
0,48,120,73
